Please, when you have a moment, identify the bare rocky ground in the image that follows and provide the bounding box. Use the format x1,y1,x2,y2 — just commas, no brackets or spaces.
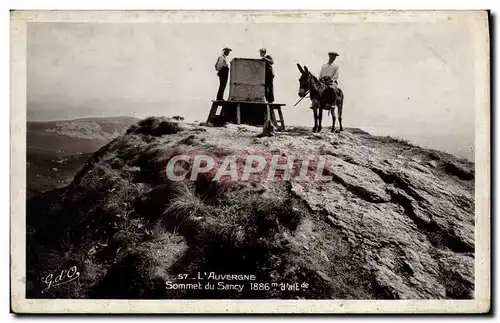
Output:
26,117,474,299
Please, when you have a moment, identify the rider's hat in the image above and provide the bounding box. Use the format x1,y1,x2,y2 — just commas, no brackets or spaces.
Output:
328,51,339,56
223,47,232,52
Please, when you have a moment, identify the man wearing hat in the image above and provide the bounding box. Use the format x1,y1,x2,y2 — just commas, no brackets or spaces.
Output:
259,48,275,103
319,51,340,88
215,47,232,100
319,51,341,109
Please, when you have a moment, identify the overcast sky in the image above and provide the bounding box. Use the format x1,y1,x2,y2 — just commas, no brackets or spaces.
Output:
27,19,475,159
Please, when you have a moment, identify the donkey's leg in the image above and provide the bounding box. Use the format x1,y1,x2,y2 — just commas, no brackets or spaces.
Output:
331,106,336,132
312,105,318,132
317,104,323,132
338,99,344,132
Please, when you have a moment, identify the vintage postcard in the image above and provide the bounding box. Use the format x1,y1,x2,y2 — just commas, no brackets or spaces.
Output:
10,10,490,314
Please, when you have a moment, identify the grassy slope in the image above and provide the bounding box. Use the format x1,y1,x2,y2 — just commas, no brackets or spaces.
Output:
26,117,475,299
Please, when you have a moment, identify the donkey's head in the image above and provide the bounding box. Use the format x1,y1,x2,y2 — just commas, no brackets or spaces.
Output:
297,63,311,98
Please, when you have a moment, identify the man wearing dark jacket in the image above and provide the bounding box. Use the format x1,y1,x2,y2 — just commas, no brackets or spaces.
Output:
215,47,231,100
259,48,274,103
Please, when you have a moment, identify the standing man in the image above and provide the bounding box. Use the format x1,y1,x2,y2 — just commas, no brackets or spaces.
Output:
215,47,231,101
259,48,275,103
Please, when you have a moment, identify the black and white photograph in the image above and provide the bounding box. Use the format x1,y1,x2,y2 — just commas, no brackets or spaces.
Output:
10,10,490,313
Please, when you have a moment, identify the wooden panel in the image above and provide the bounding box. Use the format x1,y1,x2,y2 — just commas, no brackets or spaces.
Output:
229,58,266,102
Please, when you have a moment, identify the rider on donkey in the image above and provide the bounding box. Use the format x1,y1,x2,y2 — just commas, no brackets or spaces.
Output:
319,51,340,110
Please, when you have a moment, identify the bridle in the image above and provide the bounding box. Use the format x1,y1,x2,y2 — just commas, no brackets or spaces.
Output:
294,72,312,106
293,90,309,106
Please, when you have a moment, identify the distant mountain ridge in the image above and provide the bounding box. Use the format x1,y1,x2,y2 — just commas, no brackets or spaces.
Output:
27,116,139,156
27,116,139,197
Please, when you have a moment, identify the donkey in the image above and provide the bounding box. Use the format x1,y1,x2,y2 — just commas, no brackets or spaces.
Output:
297,63,344,132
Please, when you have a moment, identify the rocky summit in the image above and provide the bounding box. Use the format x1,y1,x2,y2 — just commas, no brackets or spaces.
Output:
26,117,474,299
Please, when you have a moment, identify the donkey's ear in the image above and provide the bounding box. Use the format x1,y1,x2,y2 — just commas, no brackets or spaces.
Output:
304,66,309,74
297,63,304,74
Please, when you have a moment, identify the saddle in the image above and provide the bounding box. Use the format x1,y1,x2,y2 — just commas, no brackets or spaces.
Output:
319,77,341,108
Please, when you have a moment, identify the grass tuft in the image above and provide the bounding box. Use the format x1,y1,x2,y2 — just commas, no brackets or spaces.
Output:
127,117,183,137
